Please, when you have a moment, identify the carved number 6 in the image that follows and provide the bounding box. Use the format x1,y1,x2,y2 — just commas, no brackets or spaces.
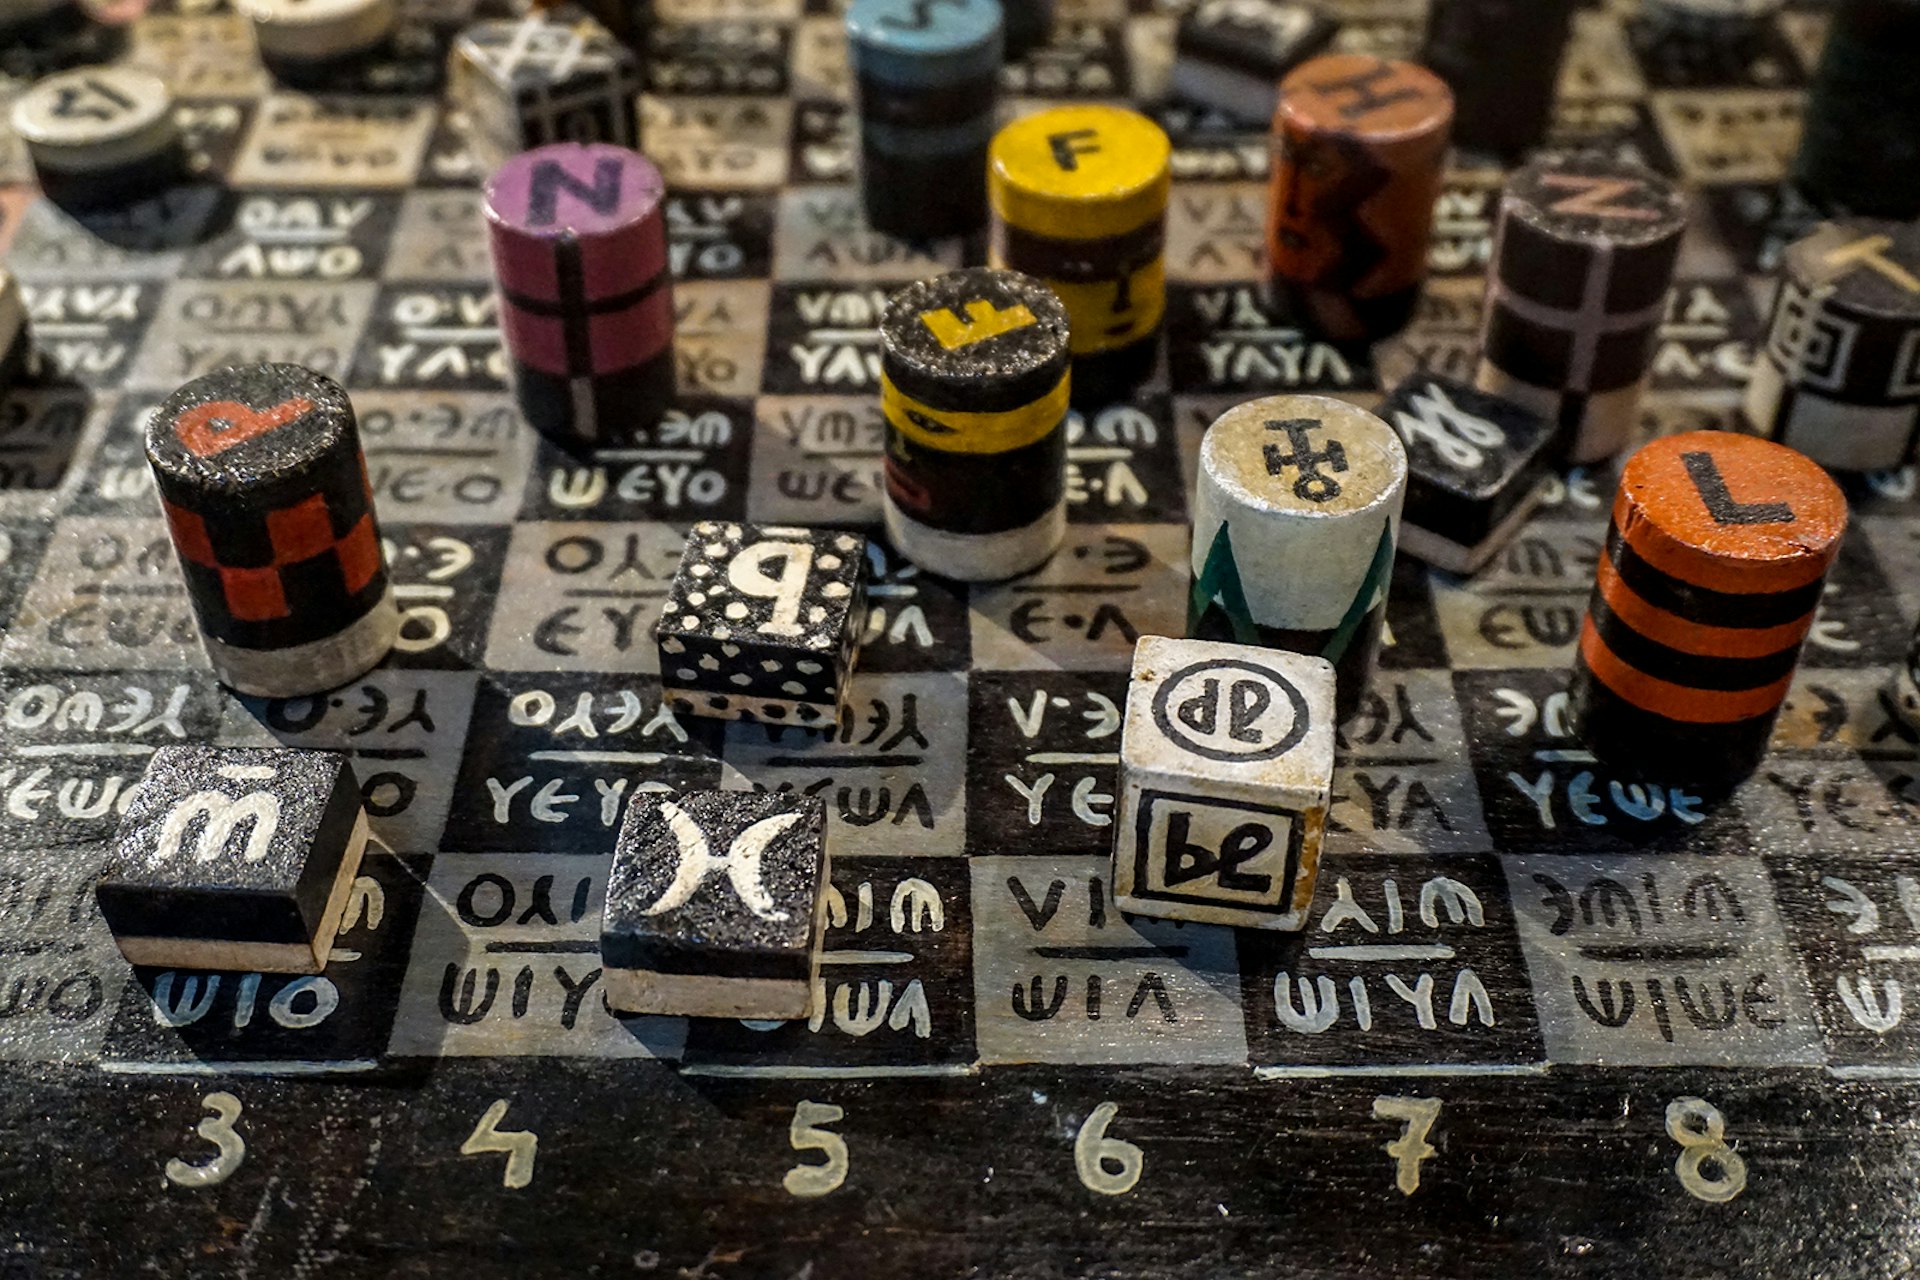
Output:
1666,1097,1747,1204
166,1091,246,1188
783,1100,848,1198
1074,1101,1143,1196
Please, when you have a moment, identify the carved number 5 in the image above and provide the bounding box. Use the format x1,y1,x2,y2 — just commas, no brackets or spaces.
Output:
1666,1097,1747,1204
1074,1101,1143,1196
166,1091,246,1188
783,1100,848,1198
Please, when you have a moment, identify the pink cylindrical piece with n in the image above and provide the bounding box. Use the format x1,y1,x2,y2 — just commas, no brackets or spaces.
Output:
484,142,675,444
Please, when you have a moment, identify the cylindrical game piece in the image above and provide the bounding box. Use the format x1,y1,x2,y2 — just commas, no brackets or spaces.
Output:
847,0,1001,240
1793,0,1920,221
239,0,398,88
879,267,1071,581
1568,432,1845,793
146,364,398,698
989,105,1171,408
1189,394,1407,721
10,67,184,211
0,0,72,37
1745,219,1920,472
1267,54,1453,344
1893,616,1920,733
1003,0,1054,57
485,143,675,445
1474,154,1687,465
1419,0,1575,161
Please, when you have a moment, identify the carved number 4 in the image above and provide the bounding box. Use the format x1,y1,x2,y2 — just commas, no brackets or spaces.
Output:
462,1098,538,1189
1074,1102,1143,1196
1666,1097,1747,1204
784,1100,848,1198
1372,1096,1441,1196
166,1091,246,1188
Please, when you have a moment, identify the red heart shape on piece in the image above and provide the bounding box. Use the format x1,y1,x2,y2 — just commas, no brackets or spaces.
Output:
173,397,316,459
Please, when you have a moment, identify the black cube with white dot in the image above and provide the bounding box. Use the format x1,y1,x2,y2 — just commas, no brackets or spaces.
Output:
657,521,869,725
95,746,370,974
1377,372,1553,575
602,789,829,1020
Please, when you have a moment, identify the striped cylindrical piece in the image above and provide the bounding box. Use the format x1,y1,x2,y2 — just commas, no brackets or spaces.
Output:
880,267,1071,581
989,105,1171,408
147,364,398,698
1568,432,1846,793
1474,155,1686,465
847,0,1001,239
1267,54,1452,343
1745,219,1920,472
485,143,675,445
1189,394,1406,721
1793,0,1920,221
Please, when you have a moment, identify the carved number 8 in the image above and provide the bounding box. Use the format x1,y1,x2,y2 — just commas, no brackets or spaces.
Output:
1665,1096,1747,1204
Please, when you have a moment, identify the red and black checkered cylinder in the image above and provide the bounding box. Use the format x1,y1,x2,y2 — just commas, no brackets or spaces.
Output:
146,364,389,653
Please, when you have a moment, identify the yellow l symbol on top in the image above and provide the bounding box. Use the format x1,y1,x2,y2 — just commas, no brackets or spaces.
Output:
920,299,1038,350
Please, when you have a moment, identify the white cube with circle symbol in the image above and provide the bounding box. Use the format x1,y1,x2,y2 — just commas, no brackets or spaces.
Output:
1112,635,1335,930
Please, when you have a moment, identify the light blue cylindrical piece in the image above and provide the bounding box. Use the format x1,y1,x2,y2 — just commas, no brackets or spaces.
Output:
846,0,1005,87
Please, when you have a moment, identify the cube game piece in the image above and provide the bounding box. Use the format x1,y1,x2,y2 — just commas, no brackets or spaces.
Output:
1112,636,1334,930
657,521,869,725
1378,372,1553,574
1171,0,1339,127
95,746,371,973
602,790,829,1019
450,11,641,170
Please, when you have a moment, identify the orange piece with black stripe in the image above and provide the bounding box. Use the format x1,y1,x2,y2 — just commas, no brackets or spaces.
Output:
1567,431,1846,791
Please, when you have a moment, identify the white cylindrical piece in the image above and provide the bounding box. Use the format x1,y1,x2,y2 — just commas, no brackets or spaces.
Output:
239,0,397,66
1189,393,1406,720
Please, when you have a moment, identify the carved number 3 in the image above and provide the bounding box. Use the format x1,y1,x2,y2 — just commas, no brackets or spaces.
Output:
165,1091,246,1188
783,1100,848,1198
1666,1097,1747,1204
1074,1102,1143,1196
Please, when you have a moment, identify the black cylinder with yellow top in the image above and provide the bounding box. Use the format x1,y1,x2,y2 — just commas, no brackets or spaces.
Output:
879,267,1072,582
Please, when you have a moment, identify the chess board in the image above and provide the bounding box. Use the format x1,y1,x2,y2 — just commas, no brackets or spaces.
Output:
2,2,1917,1276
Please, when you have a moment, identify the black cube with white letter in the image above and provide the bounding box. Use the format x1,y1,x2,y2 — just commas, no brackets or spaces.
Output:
602,789,829,1020
1377,371,1553,574
95,745,370,973
1112,636,1334,930
657,520,869,725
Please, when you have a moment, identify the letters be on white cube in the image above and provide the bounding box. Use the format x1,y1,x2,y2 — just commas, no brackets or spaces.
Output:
1112,635,1335,931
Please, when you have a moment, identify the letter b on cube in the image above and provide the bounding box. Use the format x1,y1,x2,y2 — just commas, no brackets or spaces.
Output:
1112,636,1335,930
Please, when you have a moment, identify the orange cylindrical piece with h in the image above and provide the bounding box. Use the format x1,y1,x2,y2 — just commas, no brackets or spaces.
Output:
1568,431,1846,792
1265,54,1452,344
